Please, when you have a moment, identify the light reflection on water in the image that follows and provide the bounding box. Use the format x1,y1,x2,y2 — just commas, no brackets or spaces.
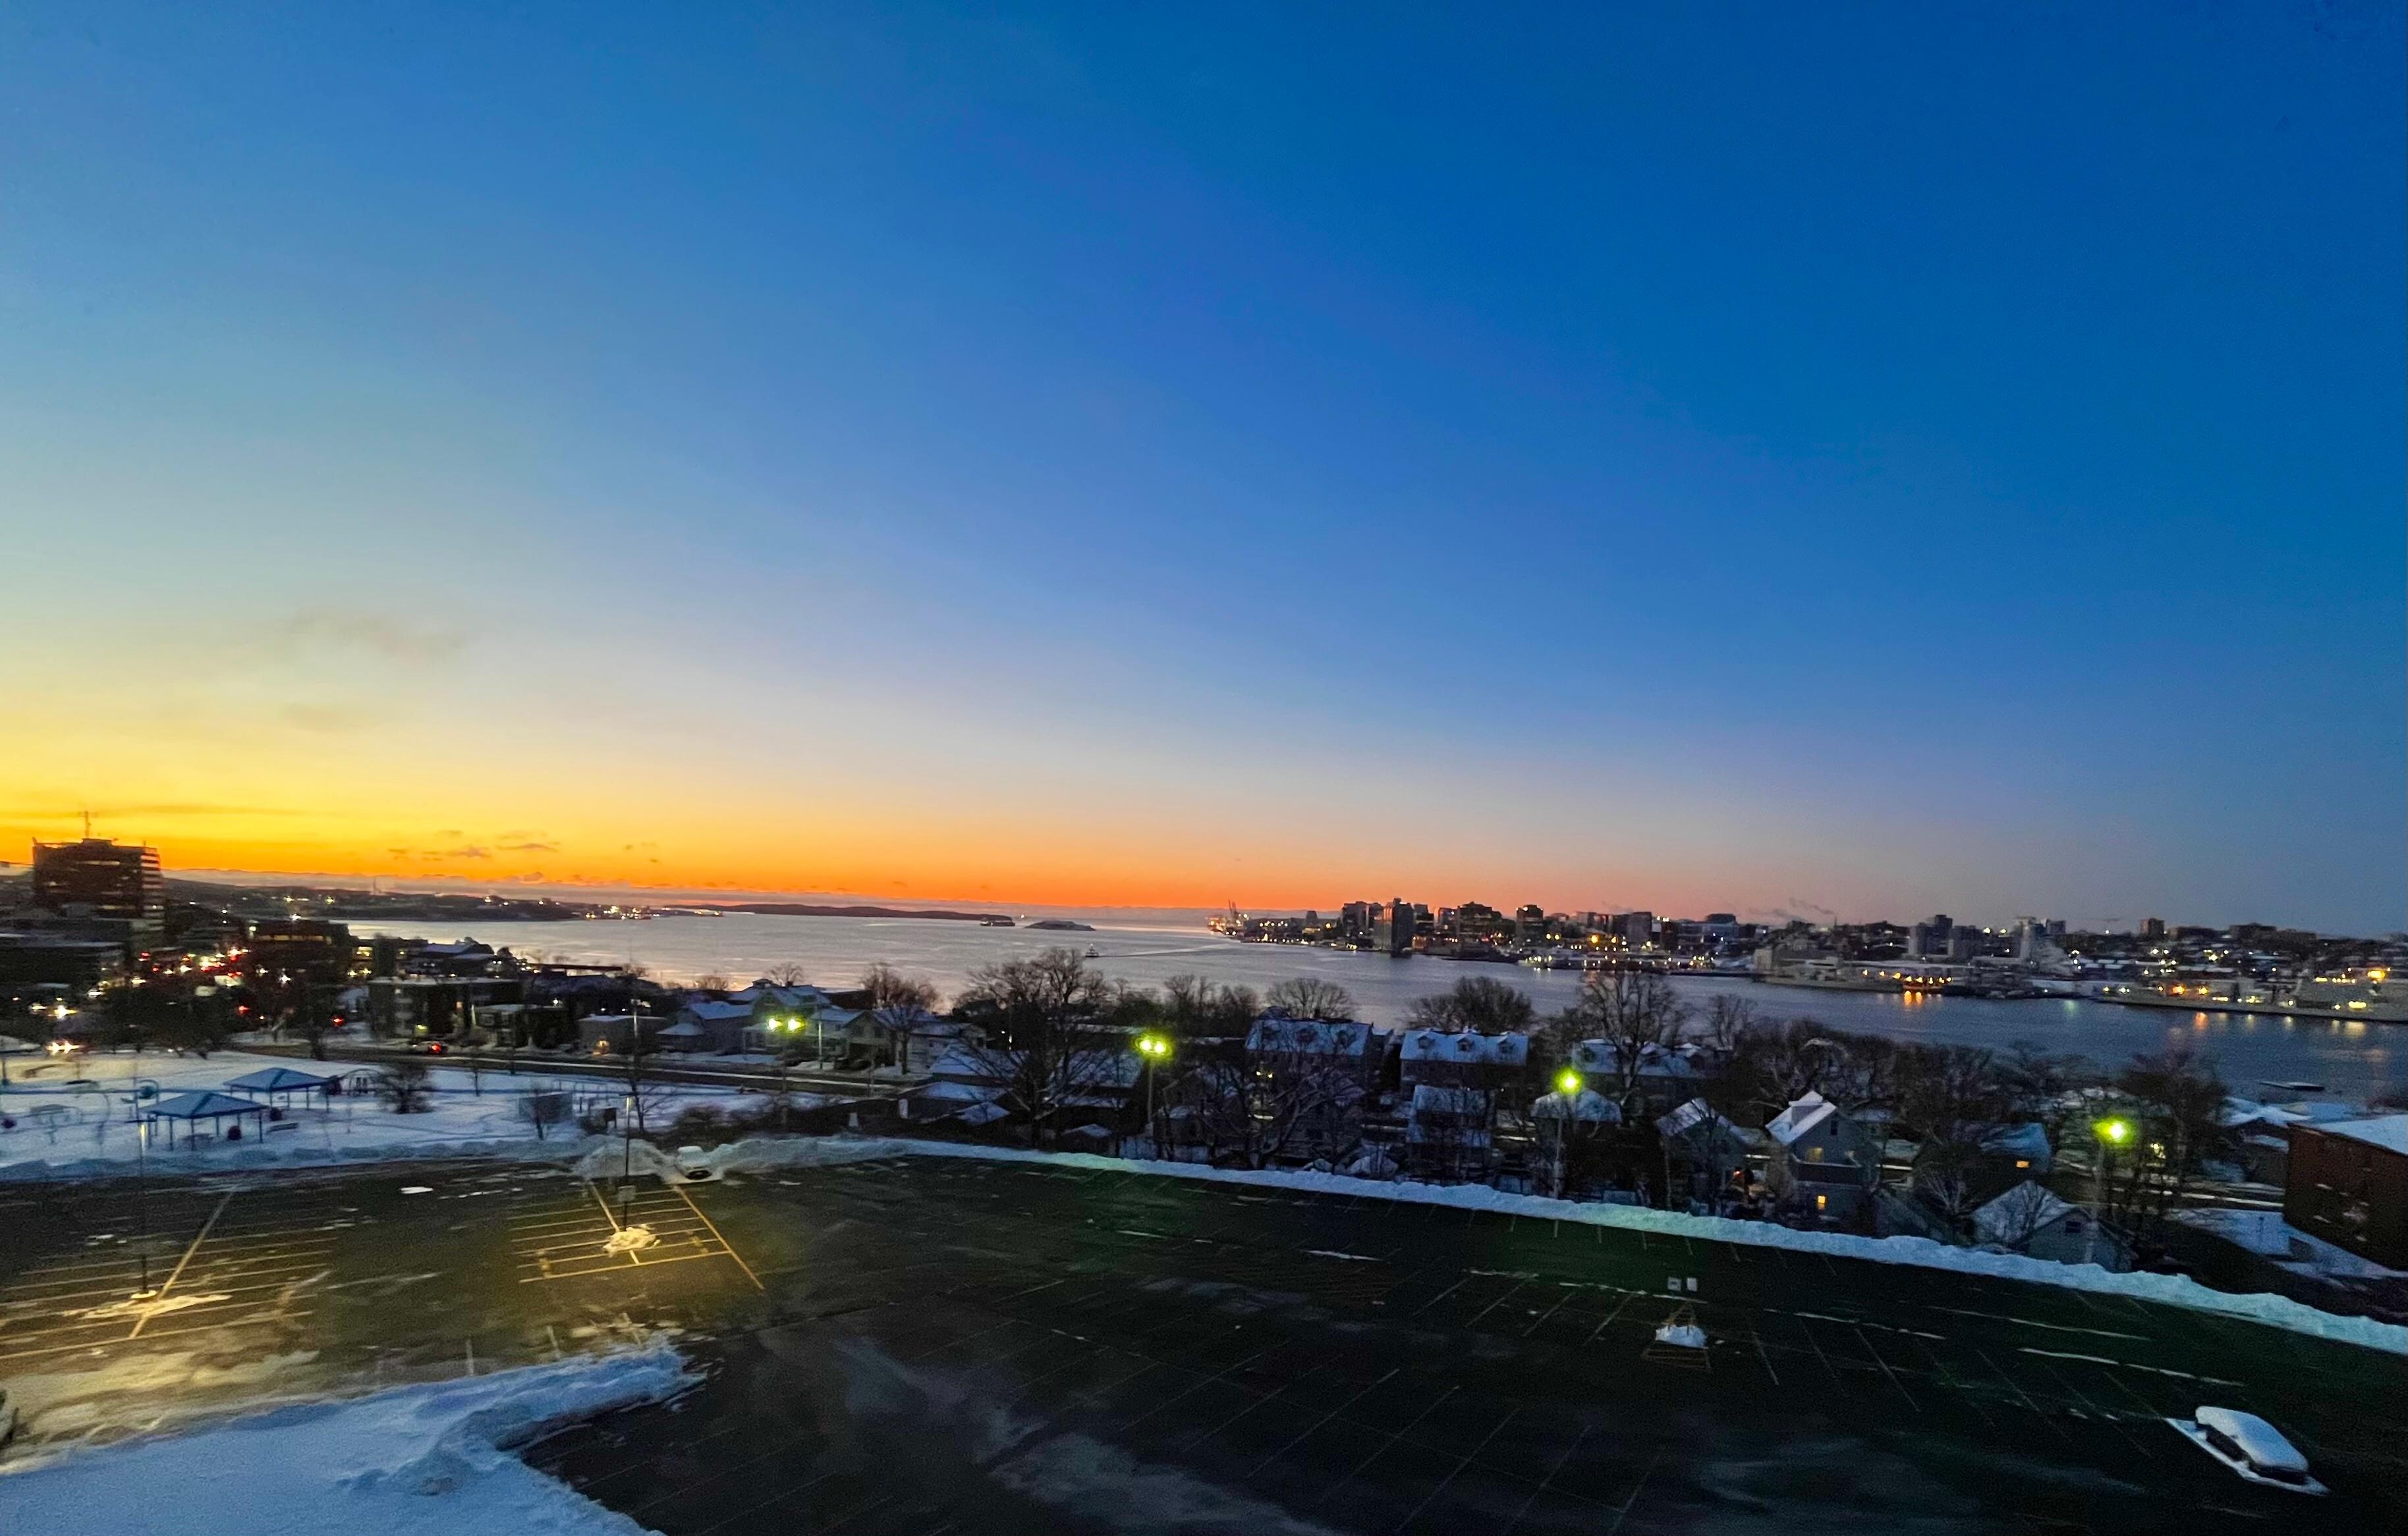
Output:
358,914,2400,1101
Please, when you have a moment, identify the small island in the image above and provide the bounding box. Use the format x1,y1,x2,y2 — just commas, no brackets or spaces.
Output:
1023,918,1096,931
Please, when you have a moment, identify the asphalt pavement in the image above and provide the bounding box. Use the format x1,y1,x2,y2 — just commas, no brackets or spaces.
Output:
3,1153,2401,1534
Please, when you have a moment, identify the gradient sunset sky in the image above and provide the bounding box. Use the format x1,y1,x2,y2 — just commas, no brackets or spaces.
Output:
3,5,2401,931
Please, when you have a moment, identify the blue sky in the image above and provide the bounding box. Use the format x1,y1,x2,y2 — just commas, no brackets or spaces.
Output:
2,3,2401,930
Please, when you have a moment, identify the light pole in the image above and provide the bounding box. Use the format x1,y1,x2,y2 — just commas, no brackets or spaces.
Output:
1136,1033,1172,1158
1552,1068,1582,1201
2089,1116,2131,1267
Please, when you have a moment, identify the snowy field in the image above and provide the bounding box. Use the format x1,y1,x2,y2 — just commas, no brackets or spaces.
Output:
0,1048,814,1182
0,1343,690,1534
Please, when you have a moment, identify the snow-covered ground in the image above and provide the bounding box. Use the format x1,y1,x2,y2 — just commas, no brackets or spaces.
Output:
0,1344,689,1534
667,1134,2408,1356
0,1048,816,1182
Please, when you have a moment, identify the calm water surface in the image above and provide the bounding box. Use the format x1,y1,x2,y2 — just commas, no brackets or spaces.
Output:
358,914,2403,1101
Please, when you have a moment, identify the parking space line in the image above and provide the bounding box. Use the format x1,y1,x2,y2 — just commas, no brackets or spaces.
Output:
1390,1405,1518,1531
1316,1385,1458,1510
1580,1292,1635,1345
1793,1316,1848,1385
1973,1346,2074,1441
130,1190,233,1338
1853,1325,1919,1410
671,1185,764,1292
0,1308,314,1366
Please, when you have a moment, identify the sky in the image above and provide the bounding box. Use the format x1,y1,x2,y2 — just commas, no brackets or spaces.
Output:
1,3,2401,932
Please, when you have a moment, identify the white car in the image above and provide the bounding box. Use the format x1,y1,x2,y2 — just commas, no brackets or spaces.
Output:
2167,1406,2325,1495
676,1145,715,1180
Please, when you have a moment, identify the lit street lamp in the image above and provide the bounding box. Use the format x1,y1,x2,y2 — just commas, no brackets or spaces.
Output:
1135,1033,1173,1157
2088,1116,2132,1267
1550,1068,1582,1201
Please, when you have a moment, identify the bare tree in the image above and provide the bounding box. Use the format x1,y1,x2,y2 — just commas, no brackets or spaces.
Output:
2106,1044,2228,1240
1175,1023,1371,1168
1406,975,1536,1035
378,1062,434,1114
861,964,940,1012
517,1084,573,1141
1700,995,1756,1056
953,948,1128,1149
1978,1180,2062,1250
1558,970,1691,1114
764,962,812,987
611,1016,675,1136
1159,974,1259,1037
693,972,731,995
1898,1042,2009,1216
1264,977,1355,1022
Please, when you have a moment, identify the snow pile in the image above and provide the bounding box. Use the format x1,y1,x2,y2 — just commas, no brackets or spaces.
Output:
734,1135,2407,1355
0,1344,688,1535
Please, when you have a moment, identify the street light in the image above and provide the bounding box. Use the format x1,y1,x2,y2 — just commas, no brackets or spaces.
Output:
1555,1068,1582,1097
2088,1116,2133,1267
1135,1033,1172,1157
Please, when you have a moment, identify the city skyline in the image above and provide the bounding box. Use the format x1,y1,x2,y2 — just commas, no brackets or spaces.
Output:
4,6,2401,933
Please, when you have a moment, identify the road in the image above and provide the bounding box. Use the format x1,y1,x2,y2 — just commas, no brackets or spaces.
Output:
237,1038,901,1099
2,1155,2401,1533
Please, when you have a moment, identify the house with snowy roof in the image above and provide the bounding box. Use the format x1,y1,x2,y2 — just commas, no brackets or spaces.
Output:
1398,1029,1530,1091
1656,1097,1752,1205
850,1004,970,1074
1973,1180,2133,1271
1247,1016,1391,1087
1405,1083,1496,1183
665,999,756,1053
1764,1091,1882,1226
1565,1039,1712,1112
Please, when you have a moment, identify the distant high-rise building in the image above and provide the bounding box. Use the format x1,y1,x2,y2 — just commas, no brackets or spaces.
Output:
32,837,164,921
1615,911,1656,946
1515,904,1546,941
1339,901,1374,939
2141,917,2166,942
1385,898,1416,956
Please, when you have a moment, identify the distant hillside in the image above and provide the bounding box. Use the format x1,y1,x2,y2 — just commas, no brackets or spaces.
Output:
725,902,1015,923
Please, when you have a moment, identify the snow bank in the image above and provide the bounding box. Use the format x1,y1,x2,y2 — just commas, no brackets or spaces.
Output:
724,1135,2408,1356
0,1344,689,1535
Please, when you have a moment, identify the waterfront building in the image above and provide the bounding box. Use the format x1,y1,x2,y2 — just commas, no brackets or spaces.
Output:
31,836,165,921
2283,1115,2407,1270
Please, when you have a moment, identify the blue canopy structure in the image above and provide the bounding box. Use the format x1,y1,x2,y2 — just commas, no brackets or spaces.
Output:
223,1066,337,1105
142,1090,270,1146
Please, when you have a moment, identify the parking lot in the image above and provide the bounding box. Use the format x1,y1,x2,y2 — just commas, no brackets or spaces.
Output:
3,1153,2401,1532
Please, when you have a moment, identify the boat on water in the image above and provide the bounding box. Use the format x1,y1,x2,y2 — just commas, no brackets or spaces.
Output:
2258,1080,2324,1094
980,916,1015,927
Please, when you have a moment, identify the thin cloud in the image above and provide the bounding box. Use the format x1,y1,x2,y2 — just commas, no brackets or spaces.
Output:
279,608,467,665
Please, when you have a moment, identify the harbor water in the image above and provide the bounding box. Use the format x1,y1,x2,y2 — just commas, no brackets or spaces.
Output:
358,914,2404,1103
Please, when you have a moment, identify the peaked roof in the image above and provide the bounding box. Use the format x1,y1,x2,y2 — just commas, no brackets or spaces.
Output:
1973,1180,2081,1245
146,1091,268,1120
1531,1087,1619,1122
1766,1091,1839,1147
1401,1030,1528,1065
223,1067,336,1093
1657,1096,1738,1140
